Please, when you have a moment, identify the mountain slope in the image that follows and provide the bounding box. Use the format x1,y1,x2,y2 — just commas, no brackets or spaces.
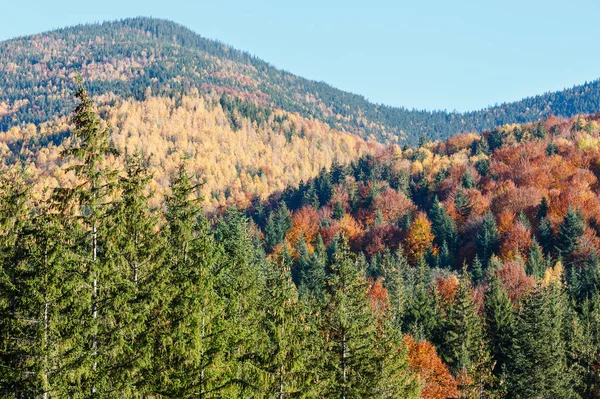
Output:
1,17,600,144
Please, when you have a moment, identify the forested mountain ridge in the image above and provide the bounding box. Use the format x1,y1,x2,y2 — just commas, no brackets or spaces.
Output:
2,17,600,144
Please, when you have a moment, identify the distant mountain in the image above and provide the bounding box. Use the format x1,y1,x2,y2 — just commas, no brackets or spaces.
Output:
1,17,600,144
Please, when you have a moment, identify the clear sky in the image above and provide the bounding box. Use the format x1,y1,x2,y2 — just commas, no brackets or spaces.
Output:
2,0,600,112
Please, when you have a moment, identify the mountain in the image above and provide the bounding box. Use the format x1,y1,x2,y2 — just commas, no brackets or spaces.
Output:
2,17,600,144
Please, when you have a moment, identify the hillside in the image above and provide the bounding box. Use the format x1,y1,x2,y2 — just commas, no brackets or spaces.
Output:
0,92,373,209
244,112,600,397
2,17,600,144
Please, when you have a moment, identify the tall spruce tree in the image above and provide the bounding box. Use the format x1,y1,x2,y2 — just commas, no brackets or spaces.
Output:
556,207,585,258
317,236,380,398
506,283,578,398
99,153,166,395
484,271,515,382
256,258,312,398
439,272,491,385
54,78,120,395
477,212,500,267
153,167,226,398
214,208,266,397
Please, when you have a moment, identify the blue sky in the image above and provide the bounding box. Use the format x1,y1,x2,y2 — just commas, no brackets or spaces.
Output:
2,0,600,112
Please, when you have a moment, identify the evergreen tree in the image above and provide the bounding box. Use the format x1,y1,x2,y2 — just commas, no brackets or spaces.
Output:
537,196,549,221
332,201,345,220
54,78,120,395
506,283,578,398
214,209,267,397
484,272,515,381
476,212,500,267
318,236,380,398
264,204,292,252
526,239,546,279
454,188,472,221
99,153,166,395
256,258,312,398
470,255,483,284
372,300,421,399
384,248,409,329
403,257,439,339
298,235,327,303
440,272,493,397
462,171,476,189
556,207,585,258
429,196,458,252
152,167,226,398
538,217,555,255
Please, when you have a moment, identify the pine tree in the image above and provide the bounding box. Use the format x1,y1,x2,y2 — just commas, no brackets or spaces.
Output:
317,236,380,398
53,78,120,395
526,239,546,279
556,207,585,258
484,271,515,382
152,167,226,398
506,282,578,398
477,212,500,267
256,258,312,398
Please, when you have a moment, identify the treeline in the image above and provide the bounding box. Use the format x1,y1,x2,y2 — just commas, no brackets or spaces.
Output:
0,84,421,398
243,114,600,398
3,17,600,143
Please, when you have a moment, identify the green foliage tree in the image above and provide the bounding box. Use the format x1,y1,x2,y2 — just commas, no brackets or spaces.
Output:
484,271,515,381
317,237,380,398
477,212,500,267
506,283,578,398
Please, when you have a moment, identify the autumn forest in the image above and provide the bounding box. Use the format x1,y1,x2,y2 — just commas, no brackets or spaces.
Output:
2,16,600,399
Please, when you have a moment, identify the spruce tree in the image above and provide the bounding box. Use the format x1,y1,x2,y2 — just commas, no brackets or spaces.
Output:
476,212,500,267
152,167,226,398
506,283,578,398
214,208,266,397
556,207,585,258
256,258,312,398
538,216,555,255
526,239,546,279
53,78,120,395
429,196,458,252
318,236,380,398
99,153,166,395
484,271,515,381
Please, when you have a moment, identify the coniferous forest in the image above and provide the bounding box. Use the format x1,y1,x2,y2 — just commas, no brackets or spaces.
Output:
3,77,600,398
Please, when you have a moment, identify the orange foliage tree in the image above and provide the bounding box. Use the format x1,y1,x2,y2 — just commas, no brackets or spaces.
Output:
285,206,320,253
404,335,459,399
